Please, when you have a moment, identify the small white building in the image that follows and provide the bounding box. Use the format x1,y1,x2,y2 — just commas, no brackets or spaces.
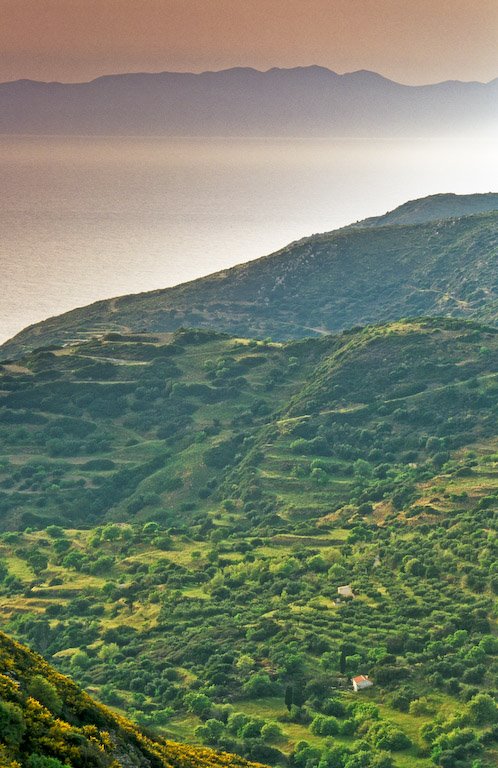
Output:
352,675,373,692
337,585,354,598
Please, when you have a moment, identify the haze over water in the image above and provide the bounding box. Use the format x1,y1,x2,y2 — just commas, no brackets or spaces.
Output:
1,135,496,345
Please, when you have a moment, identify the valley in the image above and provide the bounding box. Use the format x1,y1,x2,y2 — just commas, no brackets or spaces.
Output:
0,317,497,767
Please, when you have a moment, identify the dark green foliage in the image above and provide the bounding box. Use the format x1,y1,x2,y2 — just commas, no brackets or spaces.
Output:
0,700,26,746
27,756,70,768
27,675,62,715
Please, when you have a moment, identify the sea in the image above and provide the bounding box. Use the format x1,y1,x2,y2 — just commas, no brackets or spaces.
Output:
1,135,497,344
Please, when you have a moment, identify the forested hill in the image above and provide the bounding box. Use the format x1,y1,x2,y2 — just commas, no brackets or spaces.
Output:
1,318,498,533
0,630,259,768
1,194,497,360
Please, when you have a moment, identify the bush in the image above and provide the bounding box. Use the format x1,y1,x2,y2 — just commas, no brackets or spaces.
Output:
242,672,277,698
261,721,283,742
368,722,411,751
27,756,71,768
27,675,62,715
194,718,225,746
467,693,498,724
310,714,340,736
0,700,25,746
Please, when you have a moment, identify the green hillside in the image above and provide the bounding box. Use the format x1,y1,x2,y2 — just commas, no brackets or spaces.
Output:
2,194,497,360
0,327,314,530
1,319,498,767
0,630,260,768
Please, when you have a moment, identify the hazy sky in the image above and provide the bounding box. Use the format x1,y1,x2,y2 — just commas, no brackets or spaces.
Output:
1,0,497,85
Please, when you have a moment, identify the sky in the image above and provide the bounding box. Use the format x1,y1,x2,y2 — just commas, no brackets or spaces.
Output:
1,0,497,85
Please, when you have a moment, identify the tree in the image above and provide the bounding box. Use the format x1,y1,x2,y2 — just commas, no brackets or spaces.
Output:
185,692,213,718
322,698,346,717
101,523,121,542
227,712,250,736
354,459,372,478
467,693,498,724
261,721,283,742
409,697,434,717
236,655,255,675
70,650,91,670
310,714,339,736
240,719,263,738
344,752,372,768
371,754,395,768
403,557,425,576
27,675,62,715
284,685,293,712
242,672,276,698
62,551,86,571
194,718,225,746
27,756,70,768
143,521,160,535
0,701,25,746
45,525,65,539
53,539,71,555
284,682,306,708
97,643,120,662
28,552,49,574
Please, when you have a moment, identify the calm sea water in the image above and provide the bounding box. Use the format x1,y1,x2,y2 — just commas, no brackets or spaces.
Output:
1,136,497,344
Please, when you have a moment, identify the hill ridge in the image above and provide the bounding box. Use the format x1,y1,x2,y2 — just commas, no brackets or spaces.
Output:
2,194,497,360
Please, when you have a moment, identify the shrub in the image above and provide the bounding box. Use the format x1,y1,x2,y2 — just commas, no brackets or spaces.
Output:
27,675,62,715
242,672,277,698
0,700,25,746
27,757,71,768
467,693,498,724
261,721,283,742
310,714,340,736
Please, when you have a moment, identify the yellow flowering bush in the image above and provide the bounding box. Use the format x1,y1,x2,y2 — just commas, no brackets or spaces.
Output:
0,631,264,768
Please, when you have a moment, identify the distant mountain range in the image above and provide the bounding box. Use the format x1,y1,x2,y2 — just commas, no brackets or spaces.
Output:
1,66,497,136
2,193,497,359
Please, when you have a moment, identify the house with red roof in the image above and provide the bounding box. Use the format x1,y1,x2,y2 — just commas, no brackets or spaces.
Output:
352,675,373,692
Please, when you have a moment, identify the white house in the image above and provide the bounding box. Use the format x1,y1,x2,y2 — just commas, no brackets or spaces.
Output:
352,675,373,692
337,585,354,598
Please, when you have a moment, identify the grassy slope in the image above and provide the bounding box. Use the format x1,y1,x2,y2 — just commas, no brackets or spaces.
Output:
1,195,497,360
